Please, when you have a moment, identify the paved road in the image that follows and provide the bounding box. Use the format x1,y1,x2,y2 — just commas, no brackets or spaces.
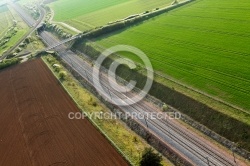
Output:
39,30,245,166
8,2,36,27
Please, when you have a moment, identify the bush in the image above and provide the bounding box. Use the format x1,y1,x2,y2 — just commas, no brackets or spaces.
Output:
59,71,67,79
162,103,169,112
15,47,22,53
19,42,26,48
46,57,53,64
24,37,31,44
42,23,72,40
54,67,61,72
140,148,162,166
0,58,20,70
53,64,61,72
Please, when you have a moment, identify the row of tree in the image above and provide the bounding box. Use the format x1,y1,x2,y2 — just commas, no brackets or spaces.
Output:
0,21,17,48
0,58,20,70
42,23,73,40
74,0,189,44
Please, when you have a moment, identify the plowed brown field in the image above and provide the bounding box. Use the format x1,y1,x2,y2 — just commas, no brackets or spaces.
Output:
0,59,128,166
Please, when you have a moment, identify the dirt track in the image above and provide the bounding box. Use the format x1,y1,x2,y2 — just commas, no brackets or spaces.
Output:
0,59,128,166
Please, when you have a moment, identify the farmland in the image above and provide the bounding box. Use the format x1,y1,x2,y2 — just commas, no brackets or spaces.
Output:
0,4,29,55
49,0,174,31
0,6,12,38
92,0,250,112
0,59,128,166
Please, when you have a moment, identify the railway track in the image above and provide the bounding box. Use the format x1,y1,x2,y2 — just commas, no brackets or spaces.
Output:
38,30,239,165
59,51,237,166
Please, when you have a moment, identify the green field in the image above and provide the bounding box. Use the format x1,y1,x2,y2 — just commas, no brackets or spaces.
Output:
0,6,12,39
0,5,29,55
18,0,38,5
90,0,250,112
49,0,173,31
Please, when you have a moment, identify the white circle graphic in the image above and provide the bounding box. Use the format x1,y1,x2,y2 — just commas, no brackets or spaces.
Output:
92,45,154,106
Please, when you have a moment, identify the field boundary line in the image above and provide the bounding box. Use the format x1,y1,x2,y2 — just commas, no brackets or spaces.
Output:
42,57,134,166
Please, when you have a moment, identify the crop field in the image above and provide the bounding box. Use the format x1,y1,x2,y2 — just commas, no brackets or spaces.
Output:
49,0,173,31
92,0,250,112
0,5,29,55
0,6,12,38
0,59,128,166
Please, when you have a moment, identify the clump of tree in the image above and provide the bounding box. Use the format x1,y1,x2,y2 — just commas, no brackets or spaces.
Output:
18,36,33,51
40,23,73,40
15,47,22,53
59,71,67,80
0,21,18,47
140,148,162,166
46,56,56,64
0,58,20,70
25,36,36,44
74,1,191,44
172,0,179,5
24,4,40,20
75,7,169,42
52,63,61,72
162,103,169,112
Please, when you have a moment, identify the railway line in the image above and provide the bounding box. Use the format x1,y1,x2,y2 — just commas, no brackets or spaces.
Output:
58,49,238,166
10,1,247,165
38,29,241,165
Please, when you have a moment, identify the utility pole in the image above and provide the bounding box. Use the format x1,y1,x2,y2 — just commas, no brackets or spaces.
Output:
84,70,90,81
206,157,210,166
107,87,112,100
69,57,74,72
231,144,238,166
144,118,148,128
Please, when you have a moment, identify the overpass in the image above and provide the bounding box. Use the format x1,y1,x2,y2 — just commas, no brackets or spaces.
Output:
43,34,80,51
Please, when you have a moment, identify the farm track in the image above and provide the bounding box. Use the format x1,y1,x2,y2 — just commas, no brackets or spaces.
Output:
0,59,128,166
